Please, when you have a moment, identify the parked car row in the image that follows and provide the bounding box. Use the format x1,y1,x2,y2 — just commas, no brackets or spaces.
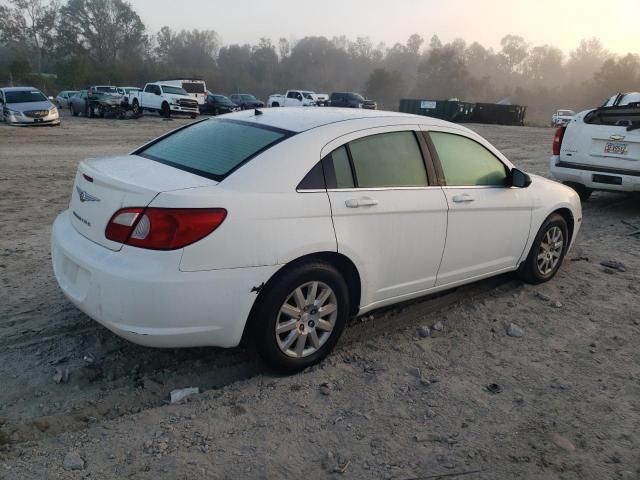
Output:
266,90,376,109
65,82,243,120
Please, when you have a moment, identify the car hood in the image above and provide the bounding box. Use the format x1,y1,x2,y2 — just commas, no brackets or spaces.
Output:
6,100,54,112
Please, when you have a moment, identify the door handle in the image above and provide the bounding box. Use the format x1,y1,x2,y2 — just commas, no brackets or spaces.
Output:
345,197,379,208
451,193,475,203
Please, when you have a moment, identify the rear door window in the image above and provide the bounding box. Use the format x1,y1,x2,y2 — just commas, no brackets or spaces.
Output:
324,131,428,188
349,131,428,187
136,119,293,181
429,131,508,186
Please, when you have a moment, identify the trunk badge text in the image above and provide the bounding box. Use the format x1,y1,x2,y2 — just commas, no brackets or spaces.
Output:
609,135,625,141
76,186,100,203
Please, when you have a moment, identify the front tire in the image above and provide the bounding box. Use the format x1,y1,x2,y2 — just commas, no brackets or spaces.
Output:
252,262,349,372
131,100,142,117
70,105,78,117
160,102,171,118
518,213,568,284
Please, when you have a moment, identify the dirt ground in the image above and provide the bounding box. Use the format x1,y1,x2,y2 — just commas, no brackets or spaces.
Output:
1,112,639,479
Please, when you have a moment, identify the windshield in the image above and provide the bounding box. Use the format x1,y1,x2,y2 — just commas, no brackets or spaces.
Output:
161,85,189,96
212,95,232,103
5,90,48,103
241,94,257,101
349,93,365,101
137,119,293,181
302,92,314,100
557,110,574,116
183,82,205,94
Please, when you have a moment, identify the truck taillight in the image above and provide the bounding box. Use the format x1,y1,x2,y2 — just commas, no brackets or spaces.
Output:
105,208,227,250
552,127,566,156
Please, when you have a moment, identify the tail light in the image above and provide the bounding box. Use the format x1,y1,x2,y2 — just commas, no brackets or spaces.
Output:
105,207,227,250
552,127,566,156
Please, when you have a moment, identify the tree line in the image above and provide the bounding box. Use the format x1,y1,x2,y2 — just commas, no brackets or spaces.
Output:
1,0,639,121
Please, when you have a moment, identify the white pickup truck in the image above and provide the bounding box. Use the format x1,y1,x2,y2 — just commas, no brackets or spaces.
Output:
550,92,640,200
126,82,199,118
267,90,317,107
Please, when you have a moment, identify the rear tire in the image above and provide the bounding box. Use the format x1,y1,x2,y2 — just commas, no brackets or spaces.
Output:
272,102,280,107
251,262,350,372
517,213,568,284
563,182,592,202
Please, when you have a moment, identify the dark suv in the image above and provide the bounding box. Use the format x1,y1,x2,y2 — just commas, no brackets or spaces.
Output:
329,92,377,109
201,92,239,115
229,93,264,110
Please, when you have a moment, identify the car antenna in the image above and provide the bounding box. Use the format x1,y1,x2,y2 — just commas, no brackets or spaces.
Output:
254,108,263,116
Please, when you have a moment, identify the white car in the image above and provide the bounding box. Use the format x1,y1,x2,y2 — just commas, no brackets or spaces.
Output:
550,100,640,200
312,93,329,106
267,90,317,107
126,82,199,118
51,109,581,371
161,79,207,105
551,109,575,127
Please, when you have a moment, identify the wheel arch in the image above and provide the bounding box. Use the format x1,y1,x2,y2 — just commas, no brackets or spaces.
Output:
553,207,575,244
241,251,362,344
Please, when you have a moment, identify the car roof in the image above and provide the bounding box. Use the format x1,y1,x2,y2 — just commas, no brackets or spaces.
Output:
221,107,460,133
1,86,41,92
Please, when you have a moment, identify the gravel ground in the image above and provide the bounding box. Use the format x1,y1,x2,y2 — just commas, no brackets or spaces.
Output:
0,113,639,479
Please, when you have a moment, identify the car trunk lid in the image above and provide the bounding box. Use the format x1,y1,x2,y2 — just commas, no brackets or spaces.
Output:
69,155,217,251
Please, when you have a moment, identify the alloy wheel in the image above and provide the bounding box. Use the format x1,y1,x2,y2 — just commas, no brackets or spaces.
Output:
275,281,338,358
536,226,564,275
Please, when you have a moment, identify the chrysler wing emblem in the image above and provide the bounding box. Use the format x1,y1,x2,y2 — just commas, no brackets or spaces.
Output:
76,186,100,203
609,134,625,141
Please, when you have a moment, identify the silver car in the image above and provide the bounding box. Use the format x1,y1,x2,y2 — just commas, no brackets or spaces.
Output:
0,86,60,126
56,90,78,109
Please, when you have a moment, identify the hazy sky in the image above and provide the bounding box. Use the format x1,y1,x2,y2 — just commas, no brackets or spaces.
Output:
133,0,639,55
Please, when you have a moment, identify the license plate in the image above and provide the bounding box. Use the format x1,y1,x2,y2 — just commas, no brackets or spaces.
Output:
604,142,628,155
34,118,43,123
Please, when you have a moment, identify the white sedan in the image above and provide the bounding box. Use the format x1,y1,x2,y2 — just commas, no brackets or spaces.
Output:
51,109,582,371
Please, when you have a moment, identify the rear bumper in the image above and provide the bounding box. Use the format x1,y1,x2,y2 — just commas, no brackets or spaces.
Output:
550,156,640,192
51,210,279,348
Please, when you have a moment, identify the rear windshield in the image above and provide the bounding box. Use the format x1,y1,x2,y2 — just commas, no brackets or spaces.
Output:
5,90,47,103
183,82,205,94
136,119,293,181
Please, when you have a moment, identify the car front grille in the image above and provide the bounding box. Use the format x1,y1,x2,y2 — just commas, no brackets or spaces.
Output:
24,110,49,118
178,99,198,109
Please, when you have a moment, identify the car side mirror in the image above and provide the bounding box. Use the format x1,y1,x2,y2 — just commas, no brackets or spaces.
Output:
155,91,161,96
510,168,531,188
297,95,302,101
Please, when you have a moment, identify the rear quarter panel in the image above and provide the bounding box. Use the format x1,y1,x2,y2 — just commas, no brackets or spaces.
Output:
169,131,339,272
